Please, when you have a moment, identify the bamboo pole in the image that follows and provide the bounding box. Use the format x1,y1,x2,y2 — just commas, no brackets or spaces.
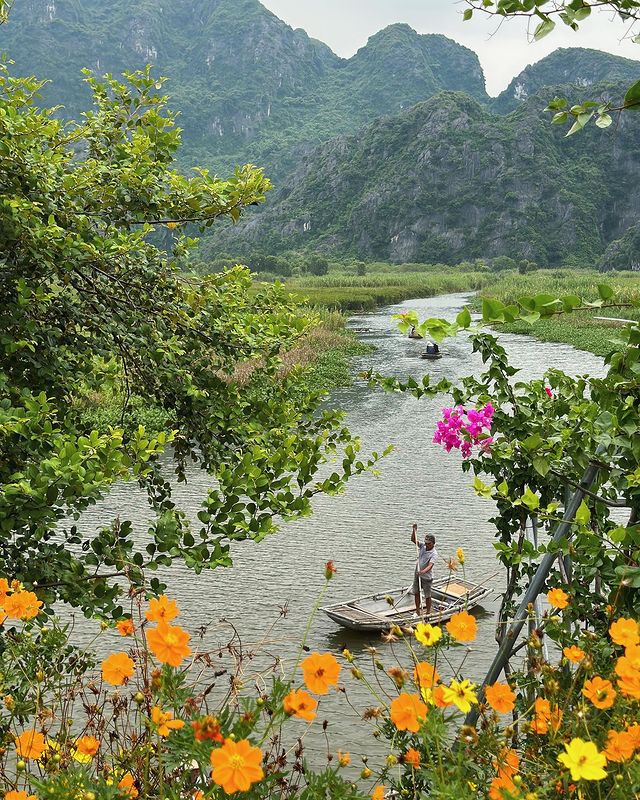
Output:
463,456,602,728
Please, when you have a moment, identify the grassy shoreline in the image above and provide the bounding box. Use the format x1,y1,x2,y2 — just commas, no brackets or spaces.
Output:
475,270,640,356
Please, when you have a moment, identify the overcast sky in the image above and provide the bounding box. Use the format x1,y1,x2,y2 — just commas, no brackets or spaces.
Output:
261,0,639,95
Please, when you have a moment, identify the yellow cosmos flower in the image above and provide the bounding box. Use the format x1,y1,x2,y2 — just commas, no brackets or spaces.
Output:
456,547,465,565
557,738,607,781
440,679,478,713
414,623,442,647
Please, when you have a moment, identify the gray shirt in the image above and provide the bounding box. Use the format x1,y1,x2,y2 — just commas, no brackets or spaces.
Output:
417,544,437,580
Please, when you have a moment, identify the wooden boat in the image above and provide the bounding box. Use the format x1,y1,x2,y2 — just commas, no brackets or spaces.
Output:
408,332,423,340
322,576,490,632
421,351,442,360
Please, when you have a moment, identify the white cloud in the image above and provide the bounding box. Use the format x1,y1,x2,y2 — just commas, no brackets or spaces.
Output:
261,0,640,95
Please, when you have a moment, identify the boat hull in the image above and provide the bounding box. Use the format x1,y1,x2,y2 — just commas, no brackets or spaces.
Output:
322,577,490,632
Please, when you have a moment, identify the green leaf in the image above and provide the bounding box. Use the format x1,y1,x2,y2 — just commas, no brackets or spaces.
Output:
575,500,591,526
482,297,506,322
463,8,473,20
533,456,550,477
624,79,640,111
521,487,540,511
473,476,493,499
456,306,472,328
595,113,612,129
533,18,556,40
597,284,614,301
551,111,568,125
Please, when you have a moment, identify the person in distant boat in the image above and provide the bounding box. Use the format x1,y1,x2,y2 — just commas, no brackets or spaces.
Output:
425,342,439,355
411,523,437,617
409,325,417,337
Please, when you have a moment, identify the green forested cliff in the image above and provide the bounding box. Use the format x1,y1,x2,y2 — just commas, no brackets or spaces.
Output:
493,47,640,114
213,86,640,265
0,1,486,178
2,0,639,265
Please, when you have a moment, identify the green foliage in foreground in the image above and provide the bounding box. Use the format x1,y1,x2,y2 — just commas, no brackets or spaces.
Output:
0,64,375,619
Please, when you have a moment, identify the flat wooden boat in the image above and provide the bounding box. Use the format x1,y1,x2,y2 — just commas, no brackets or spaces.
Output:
421,352,442,360
408,333,424,340
322,576,490,632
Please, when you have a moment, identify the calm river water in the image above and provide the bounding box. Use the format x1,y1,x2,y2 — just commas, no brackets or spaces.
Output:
71,292,605,765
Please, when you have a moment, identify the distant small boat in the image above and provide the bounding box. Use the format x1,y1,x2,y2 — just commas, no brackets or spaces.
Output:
421,351,442,360
322,576,490,632
408,332,423,340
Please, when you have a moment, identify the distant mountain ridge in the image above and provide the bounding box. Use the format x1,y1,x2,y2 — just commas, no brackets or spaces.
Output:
493,47,640,113
2,1,639,266
0,0,487,177
213,84,640,265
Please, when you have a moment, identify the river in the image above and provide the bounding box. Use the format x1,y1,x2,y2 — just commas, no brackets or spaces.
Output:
71,292,606,766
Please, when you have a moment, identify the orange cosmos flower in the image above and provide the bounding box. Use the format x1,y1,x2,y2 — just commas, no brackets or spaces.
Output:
147,621,191,667
192,715,224,743
446,610,477,642
485,681,516,714
530,697,563,734
563,645,585,663
14,729,46,760
371,788,385,800
72,735,100,762
151,706,185,737
300,652,341,695
603,730,635,762
494,747,519,779
116,618,135,637
118,772,139,798
4,590,42,620
6,792,37,800
0,577,11,604
413,661,440,690
210,738,264,794
404,747,420,768
283,688,318,721
337,750,350,767
617,670,640,700
101,652,135,686
432,684,451,708
582,676,616,710
489,774,519,800
609,617,639,648
626,722,640,749
546,588,569,609
145,594,179,623
390,692,428,733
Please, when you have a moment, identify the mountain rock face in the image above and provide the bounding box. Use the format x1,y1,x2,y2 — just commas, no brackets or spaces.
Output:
3,2,639,264
215,86,640,265
493,48,640,113
0,1,486,176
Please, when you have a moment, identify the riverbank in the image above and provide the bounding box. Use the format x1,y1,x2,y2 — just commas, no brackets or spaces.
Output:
281,270,489,311
476,269,640,356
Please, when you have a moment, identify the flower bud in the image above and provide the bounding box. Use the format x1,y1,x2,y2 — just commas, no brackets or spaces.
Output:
324,560,337,580
386,754,398,766
16,759,26,771
361,767,372,779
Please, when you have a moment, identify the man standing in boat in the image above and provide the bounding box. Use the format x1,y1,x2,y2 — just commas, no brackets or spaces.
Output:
411,523,437,617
